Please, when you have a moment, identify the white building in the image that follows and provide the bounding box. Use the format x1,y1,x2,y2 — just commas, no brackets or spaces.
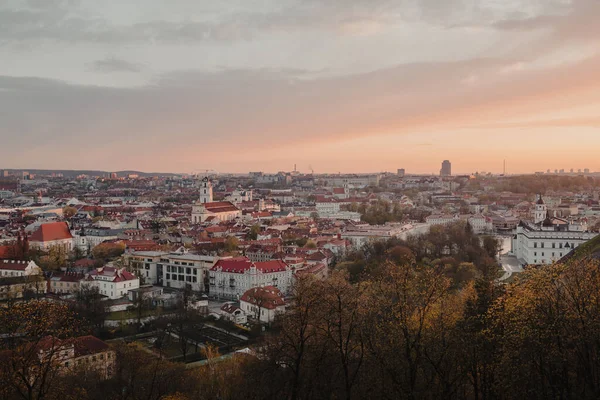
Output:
316,200,341,214
226,189,253,203
191,178,242,223
209,257,292,300
84,266,139,299
511,199,598,266
220,302,247,324
0,260,42,278
125,247,224,292
467,215,494,234
240,286,286,324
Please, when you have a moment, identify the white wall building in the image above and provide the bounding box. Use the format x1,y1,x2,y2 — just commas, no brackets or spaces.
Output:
83,266,139,299
125,247,224,292
240,286,286,324
0,260,42,277
511,220,598,266
209,257,292,300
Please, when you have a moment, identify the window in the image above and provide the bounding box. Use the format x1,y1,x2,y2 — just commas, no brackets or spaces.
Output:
178,275,184,281
552,243,556,248
145,263,150,269
541,243,544,248
166,266,171,272
178,267,183,273
193,269,197,275
534,242,537,248
192,277,197,282
166,274,170,280
186,268,191,274
186,276,191,282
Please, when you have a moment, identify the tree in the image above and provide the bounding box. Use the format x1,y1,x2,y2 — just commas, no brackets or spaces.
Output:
0,301,82,400
155,285,205,363
62,206,77,219
248,224,260,240
71,286,108,334
224,236,239,253
90,242,125,262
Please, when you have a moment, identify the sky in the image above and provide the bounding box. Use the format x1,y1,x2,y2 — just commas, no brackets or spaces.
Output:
1,0,600,175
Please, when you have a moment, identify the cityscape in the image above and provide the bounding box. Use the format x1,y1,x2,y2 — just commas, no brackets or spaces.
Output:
2,0,600,399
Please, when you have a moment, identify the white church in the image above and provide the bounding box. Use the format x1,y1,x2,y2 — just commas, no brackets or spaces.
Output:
191,177,242,224
511,194,598,266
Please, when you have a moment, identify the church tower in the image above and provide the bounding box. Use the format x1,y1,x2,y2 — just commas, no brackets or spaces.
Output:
199,177,213,204
533,194,546,224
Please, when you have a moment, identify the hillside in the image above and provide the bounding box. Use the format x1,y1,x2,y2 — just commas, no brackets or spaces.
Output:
561,234,600,262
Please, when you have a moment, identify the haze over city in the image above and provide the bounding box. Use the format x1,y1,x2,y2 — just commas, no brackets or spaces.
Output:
1,0,600,174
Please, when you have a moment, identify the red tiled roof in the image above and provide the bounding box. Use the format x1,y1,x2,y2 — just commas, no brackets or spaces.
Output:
211,257,288,274
240,286,285,310
73,336,110,357
30,222,73,242
0,246,11,259
0,260,29,271
254,260,288,273
88,266,137,282
202,202,240,213
211,257,253,273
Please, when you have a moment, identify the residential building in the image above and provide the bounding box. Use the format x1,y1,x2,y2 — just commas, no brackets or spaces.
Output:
48,272,86,294
37,336,115,379
0,260,42,277
220,302,247,324
209,257,292,299
84,266,139,299
240,286,286,324
125,248,222,292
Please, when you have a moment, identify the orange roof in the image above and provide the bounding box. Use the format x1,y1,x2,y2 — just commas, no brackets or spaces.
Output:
30,222,73,242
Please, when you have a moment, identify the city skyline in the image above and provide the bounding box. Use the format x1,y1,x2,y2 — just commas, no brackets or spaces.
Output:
1,0,600,173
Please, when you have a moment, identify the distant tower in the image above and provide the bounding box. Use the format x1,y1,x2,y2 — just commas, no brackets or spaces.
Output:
533,194,547,224
440,160,452,177
397,168,405,177
199,177,213,204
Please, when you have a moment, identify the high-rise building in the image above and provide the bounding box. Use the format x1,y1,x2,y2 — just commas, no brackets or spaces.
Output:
397,169,405,177
440,160,451,177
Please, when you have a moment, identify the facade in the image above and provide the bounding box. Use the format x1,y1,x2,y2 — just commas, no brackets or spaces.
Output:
125,248,222,292
48,272,85,294
209,257,292,299
316,200,341,214
240,286,286,324
191,177,242,223
0,260,42,277
38,336,116,379
84,266,139,299
511,213,598,266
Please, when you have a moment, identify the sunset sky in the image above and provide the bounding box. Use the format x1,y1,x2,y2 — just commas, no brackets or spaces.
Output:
1,0,599,174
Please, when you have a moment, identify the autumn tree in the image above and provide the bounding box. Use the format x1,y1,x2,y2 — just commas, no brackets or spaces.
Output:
0,301,82,400
62,206,77,219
